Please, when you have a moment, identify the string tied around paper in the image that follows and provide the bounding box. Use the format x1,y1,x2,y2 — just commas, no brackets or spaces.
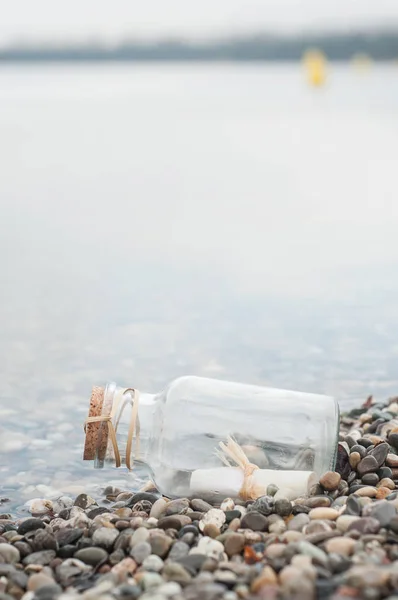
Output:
84,388,140,470
216,436,265,501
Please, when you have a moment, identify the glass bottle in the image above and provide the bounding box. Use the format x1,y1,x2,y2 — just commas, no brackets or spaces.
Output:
83,376,339,502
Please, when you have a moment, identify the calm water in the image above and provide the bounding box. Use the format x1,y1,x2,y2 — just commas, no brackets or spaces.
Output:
1,63,398,512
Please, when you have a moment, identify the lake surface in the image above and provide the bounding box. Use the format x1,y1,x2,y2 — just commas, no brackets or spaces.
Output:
1,63,398,512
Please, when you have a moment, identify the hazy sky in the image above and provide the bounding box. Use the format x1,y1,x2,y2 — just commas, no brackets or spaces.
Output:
2,0,398,43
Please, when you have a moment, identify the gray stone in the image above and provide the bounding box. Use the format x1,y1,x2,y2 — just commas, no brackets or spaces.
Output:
130,526,149,548
140,571,164,590
168,541,190,561
240,512,268,531
250,496,274,516
130,541,152,564
357,455,379,477
17,518,46,536
73,494,96,510
73,546,108,566
92,526,119,549
363,500,396,527
347,517,381,534
0,543,20,564
32,529,58,552
165,499,190,515
163,562,192,584
158,516,184,531
191,499,212,513
361,473,379,486
369,442,389,467
275,498,292,517
55,528,84,547
287,513,310,531
345,495,362,516
142,554,164,572
23,549,56,565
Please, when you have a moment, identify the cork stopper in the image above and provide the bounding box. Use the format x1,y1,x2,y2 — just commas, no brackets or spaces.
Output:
83,386,110,461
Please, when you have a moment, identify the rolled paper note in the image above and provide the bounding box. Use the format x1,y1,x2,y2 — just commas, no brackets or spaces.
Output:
190,467,316,501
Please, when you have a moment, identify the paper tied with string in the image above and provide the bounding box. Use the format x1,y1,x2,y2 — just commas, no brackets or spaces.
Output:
83,386,140,470
190,436,316,501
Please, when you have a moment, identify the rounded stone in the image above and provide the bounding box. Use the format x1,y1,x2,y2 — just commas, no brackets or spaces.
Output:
275,499,292,517
357,455,379,477
162,562,192,584
363,500,396,526
142,554,164,572
378,478,395,490
387,454,398,468
223,533,245,557
361,473,379,486
165,498,190,516
354,486,377,498
191,536,224,560
92,527,119,550
191,499,212,513
324,536,356,556
240,512,268,532
250,496,274,516
0,543,20,564
168,541,190,561
27,573,55,592
23,550,56,565
349,452,361,469
199,508,226,532
347,517,381,534
202,524,220,538
320,471,341,492
130,541,151,564
150,533,172,558
287,513,310,531
351,445,366,458
17,519,46,536
308,507,339,520
149,498,168,519
74,546,108,566
265,543,286,559
388,431,398,450
378,466,393,479
336,515,361,532
158,516,184,531
369,442,389,467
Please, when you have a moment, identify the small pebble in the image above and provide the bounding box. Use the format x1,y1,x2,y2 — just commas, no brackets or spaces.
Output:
320,471,341,492
308,507,340,520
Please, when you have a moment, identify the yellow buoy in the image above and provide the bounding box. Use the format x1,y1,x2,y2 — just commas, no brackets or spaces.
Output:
302,49,327,87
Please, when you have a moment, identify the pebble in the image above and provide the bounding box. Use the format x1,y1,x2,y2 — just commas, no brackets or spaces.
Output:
149,498,168,519
92,527,119,550
324,536,357,556
17,518,46,536
0,543,20,564
130,527,150,548
199,509,225,532
378,477,395,489
191,537,224,560
369,442,390,466
347,517,381,534
288,513,310,531
240,512,268,531
220,498,234,512
387,454,398,468
27,573,55,591
336,515,361,532
274,498,292,517
223,533,245,557
130,541,152,564
168,541,190,561
191,499,212,513
308,507,340,520
363,499,396,526
23,550,56,565
357,455,379,477
354,486,378,498
164,498,190,515
150,534,172,558
142,554,164,572
162,562,192,584
73,493,96,510
250,496,274,516
320,471,341,491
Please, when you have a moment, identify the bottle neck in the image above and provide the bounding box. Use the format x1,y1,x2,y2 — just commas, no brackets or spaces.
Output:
96,383,157,469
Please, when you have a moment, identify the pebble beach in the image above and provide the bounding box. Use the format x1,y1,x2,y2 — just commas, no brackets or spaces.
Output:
2,396,398,599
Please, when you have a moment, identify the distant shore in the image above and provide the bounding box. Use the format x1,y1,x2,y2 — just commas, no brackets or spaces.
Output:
1,29,398,63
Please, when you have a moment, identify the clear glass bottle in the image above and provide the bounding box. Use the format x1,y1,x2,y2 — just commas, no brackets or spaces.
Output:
84,376,339,501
